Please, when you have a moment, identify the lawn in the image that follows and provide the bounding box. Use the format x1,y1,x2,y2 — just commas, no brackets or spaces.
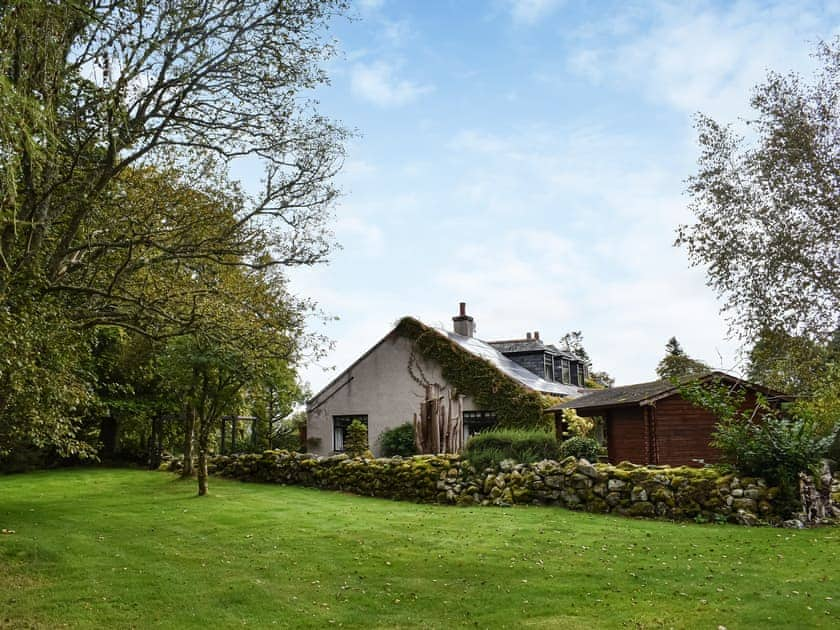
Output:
1,469,838,629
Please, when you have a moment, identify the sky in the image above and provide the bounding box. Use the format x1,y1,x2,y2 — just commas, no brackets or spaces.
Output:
266,0,840,393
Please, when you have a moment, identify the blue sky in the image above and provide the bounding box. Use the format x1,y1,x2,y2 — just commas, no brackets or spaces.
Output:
276,0,840,392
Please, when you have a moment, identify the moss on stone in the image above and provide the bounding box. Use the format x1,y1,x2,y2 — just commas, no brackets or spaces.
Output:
627,502,655,517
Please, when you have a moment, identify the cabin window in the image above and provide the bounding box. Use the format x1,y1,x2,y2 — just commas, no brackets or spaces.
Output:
333,415,368,452
544,355,554,381
560,358,571,384
463,410,497,442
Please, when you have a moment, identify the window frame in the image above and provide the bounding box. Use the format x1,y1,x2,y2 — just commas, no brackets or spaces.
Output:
544,355,554,381
560,358,571,384
332,415,368,452
462,410,497,442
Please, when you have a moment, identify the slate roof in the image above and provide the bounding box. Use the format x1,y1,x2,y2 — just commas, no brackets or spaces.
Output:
551,378,676,410
488,339,580,360
551,371,793,411
435,328,585,397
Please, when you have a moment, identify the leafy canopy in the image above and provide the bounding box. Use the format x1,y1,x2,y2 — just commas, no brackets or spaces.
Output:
677,39,840,345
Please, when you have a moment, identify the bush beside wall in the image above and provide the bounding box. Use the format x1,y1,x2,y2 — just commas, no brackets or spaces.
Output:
166,451,840,525
463,429,559,470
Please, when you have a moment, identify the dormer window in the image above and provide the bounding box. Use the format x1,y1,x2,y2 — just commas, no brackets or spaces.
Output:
544,355,554,381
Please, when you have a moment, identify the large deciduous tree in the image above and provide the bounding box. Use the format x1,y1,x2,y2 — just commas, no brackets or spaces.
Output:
677,39,839,345
0,1,346,458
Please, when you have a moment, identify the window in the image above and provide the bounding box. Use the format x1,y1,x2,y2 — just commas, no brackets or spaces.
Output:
333,415,368,452
560,358,571,384
463,410,497,442
577,364,585,386
544,355,554,381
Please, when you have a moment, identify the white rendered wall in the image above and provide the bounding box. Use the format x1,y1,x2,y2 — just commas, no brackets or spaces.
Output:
306,333,478,456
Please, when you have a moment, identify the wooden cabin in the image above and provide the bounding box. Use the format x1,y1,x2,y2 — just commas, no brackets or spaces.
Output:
552,372,792,467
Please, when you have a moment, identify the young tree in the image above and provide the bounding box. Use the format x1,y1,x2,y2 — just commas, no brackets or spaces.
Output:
655,336,710,380
677,39,840,345
559,330,614,387
559,331,590,364
245,362,307,450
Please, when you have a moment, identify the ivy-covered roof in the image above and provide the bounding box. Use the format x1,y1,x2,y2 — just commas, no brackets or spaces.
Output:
434,328,584,397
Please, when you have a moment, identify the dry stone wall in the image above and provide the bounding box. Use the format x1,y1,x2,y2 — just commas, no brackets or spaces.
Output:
167,450,839,526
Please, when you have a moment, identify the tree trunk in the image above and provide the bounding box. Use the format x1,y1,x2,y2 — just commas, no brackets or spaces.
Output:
197,447,208,496
181,406,196,477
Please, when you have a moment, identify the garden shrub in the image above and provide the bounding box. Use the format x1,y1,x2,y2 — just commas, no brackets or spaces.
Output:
559,436,601,462
344,419,369,457
681,378,836,516
378,423,417,457
463,429,559,470
561,408,594,437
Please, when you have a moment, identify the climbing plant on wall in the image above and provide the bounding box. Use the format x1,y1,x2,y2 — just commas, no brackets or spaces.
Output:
394,317,554,431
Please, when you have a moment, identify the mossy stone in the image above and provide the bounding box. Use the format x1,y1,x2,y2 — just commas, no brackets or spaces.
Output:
627,502,655,517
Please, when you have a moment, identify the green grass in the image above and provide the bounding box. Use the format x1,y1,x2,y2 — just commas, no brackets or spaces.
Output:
1,469,838,629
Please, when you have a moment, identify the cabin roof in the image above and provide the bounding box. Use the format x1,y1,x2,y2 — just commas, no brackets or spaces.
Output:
550,371,793,412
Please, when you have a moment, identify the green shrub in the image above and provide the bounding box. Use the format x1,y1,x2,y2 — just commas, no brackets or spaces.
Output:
686,379,838,516
559,436,601,462
712,415,833,481
378,423,417,457
344,420,369,457
464,429,559,470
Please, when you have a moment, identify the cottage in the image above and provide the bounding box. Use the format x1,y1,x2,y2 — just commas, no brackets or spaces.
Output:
554,372,792,467
306,303,592,456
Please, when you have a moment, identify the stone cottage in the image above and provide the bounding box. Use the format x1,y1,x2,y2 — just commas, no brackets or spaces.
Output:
306,303,592,456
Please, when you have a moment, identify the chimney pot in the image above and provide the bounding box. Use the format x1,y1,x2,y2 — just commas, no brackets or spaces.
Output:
459,302,466,316
526,332,532,340
534,331,540,340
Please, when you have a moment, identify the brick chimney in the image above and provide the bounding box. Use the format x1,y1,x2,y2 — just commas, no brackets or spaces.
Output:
452,302,475,338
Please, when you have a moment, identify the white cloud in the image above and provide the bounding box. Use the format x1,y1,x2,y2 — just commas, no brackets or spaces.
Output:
350,61,433,107
358,0,385,11
568,1,840,120
381,19,412,46
506,0,564,25
333,215,385,257
422,124,740,384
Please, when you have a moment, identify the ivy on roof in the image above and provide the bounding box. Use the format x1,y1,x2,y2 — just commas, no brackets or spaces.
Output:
394,317,557,430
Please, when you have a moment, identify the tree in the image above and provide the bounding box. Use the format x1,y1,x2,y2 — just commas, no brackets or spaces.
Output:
245,362,307,451
158,260,307,495
677,39,840,345
655,336,710,380
747,327,839,394
559,331,590,364
0,1,346,458
559,330,614,387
